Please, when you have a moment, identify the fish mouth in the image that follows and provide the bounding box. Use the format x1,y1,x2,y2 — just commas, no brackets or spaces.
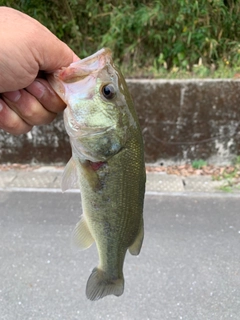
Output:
56,48,112,83
47,48,113,104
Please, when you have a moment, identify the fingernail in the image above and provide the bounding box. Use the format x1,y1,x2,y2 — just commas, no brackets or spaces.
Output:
3,90,21,102
27,80,46,99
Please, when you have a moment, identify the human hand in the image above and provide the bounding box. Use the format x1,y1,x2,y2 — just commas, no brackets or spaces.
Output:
0,7,79,135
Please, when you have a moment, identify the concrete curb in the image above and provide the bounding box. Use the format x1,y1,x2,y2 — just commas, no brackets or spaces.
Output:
0,79,240,165
0,167,239,195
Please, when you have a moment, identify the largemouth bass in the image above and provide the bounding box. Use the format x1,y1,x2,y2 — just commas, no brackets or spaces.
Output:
48,48,145,301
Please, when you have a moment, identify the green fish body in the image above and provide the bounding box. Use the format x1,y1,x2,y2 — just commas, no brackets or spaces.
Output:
48,48,145,301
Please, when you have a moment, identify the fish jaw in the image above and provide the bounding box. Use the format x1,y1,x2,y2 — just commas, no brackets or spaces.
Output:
56,48,112,83
48,48,112,104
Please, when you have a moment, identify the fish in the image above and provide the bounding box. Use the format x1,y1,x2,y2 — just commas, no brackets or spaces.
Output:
48,48,145,301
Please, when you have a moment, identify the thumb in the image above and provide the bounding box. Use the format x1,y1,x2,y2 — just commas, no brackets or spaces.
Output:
35,29,80,71
2,7,79,72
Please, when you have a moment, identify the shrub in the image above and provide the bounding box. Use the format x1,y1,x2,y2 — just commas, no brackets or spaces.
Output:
1,0,240,76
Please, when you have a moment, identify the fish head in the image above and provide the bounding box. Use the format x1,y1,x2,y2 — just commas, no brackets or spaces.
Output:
48,48,136,162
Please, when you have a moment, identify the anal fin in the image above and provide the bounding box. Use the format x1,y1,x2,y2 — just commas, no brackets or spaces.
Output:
128,219,144,256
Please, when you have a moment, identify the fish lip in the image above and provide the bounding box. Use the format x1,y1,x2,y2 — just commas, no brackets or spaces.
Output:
70,47,112,70
56,48,112,82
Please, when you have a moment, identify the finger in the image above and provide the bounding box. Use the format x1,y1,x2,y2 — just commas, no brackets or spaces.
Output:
39,42,80,71
35,32,80,72
2,89,56,126
73,54,80,62
0,98,32,135
26,78,66,113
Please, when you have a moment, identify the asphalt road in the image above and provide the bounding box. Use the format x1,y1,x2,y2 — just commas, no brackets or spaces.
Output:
0,191,240,320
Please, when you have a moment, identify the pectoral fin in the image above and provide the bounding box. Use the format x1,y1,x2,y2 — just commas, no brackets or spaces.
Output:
62,157,78,191
128,219,144,256
71,215,94,250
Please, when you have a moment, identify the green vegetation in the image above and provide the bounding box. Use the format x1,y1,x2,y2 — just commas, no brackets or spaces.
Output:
192,159,207,169
1,0,240,77
218,185,233,192
214,155,240,192
232,155,240,165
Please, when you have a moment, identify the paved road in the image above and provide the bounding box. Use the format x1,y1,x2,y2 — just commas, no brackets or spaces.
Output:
1,190,240,319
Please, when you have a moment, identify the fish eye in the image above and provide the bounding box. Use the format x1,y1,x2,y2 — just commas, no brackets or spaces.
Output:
102,84,116,99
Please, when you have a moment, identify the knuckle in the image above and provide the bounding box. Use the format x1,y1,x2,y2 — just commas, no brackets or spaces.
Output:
13,127,32,136
1,120,32,135
0,98,32,134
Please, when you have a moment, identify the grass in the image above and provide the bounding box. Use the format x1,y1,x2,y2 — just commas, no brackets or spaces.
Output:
214,155,240,192
233,155,240,165
124,60,240,79
192,159,207,169
219,185,233,192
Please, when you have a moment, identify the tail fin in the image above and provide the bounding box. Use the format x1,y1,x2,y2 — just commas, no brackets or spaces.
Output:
86,267,124,301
